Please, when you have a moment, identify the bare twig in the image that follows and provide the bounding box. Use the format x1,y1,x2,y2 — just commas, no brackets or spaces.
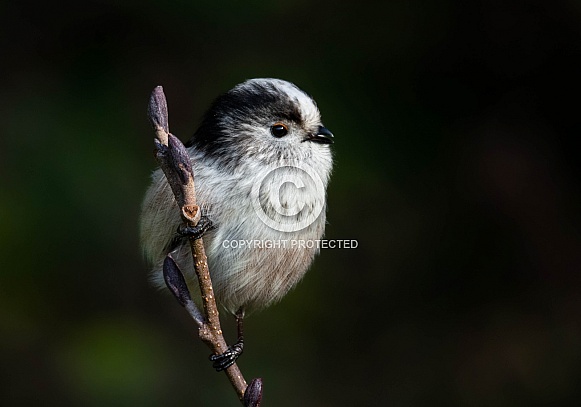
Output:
147,86,260,404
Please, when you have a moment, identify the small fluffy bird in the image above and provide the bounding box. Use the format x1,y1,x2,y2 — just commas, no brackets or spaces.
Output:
140,78,333,370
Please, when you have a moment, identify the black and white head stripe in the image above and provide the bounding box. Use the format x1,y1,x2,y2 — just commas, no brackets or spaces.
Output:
185,79,321,159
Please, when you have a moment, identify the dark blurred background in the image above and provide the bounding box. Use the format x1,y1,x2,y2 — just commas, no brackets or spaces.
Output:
2,0,581,405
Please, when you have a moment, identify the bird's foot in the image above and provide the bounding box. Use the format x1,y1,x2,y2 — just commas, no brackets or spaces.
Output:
165,215,215,253
178,215,215,240
209,339,244,372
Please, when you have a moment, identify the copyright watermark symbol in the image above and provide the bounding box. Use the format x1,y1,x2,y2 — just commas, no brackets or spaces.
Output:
250,159,325,232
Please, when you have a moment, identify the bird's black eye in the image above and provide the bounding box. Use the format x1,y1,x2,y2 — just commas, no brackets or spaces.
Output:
270,122,289,138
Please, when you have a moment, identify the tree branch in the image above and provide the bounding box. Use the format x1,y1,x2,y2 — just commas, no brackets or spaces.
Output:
147,86,261,405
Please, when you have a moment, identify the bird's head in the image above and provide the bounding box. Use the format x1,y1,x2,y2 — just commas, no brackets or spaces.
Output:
187,78,333,170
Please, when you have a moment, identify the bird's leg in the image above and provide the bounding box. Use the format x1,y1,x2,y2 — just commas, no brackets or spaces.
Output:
166,215,215,252
209,307,245,372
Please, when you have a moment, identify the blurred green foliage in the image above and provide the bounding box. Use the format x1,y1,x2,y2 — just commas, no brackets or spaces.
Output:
2,0,581,405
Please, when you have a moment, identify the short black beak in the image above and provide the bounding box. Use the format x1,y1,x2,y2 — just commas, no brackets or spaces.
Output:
305,125,334,144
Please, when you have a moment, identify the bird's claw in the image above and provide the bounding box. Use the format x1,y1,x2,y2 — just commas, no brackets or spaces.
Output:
178,215,215,240
209,341,244,372
166,215,215,253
